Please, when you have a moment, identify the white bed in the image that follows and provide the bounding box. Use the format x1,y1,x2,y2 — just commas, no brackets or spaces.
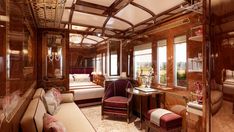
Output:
69,74,104,101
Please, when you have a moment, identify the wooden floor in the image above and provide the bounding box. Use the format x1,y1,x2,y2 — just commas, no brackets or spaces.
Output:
211,100,234,132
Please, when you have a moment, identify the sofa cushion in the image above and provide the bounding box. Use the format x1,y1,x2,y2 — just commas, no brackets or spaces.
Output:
54,102,95,132
21,98,46,132
224,79,234,85
211,90,223,104
33,88,45,100
104,96,128,108
61,93,74,103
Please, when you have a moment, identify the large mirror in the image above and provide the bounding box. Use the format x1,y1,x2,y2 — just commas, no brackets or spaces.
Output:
44,33,65,79
109,40,120,76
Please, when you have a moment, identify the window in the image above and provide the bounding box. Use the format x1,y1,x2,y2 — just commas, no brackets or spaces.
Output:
103,53,106,74
174,35,187,87
157,40,167,85
109,41,120,76
127,54,130,76
96,54,102,74
133,43,152,79
110,51,118,75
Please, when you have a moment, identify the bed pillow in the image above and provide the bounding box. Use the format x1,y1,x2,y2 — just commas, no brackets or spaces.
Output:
75,77,90,82
73,74,89,78
226,70,233,80
69,74,75,83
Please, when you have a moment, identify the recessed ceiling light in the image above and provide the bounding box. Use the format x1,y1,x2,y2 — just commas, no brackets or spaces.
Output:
97,33,101,37
0,25,5,27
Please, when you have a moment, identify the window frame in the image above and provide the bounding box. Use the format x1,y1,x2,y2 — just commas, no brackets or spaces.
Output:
157,39,167,86
133,43,152,79
173,35,187,88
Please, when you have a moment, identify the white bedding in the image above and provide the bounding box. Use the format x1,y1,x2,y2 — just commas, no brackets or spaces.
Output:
69,81,104,101
69,82,97,87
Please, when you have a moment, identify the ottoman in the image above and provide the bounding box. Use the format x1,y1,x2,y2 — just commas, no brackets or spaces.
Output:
145,108,182,132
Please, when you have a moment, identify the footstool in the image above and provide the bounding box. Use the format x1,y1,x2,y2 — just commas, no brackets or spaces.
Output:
145,108,182,132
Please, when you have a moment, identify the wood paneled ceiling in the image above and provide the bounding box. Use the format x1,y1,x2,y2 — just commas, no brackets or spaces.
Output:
29,0,201,47
211,0,234,34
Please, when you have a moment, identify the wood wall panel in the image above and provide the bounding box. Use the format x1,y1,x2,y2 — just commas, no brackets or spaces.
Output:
37,29,69,89
147,13,203,91
0,22,6,96
69,47,96,69
0,0,38,131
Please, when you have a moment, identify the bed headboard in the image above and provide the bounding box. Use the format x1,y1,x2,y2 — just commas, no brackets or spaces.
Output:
70,68,93,76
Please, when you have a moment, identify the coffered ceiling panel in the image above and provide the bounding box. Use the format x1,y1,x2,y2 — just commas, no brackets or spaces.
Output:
62,9,71,22
75,5,105,14
106,17,131,30
134,0,184,15
86,35,104,42
81,0,116,7
83,38,97,44
70,33,83,44
72,11,107,27
115,4,152,25
72,25,88,31
65,0,76,7
29,0,193,47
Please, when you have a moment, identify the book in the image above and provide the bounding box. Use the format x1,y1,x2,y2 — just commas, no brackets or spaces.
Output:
187,101,203,110
187,106,203,116
135,87,158,92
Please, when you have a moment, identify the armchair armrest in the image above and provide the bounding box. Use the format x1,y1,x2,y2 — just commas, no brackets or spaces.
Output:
61,93,74,103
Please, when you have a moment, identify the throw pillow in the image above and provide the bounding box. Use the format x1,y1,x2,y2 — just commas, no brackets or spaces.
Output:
51,88,62,105
43,113,66,132
43,90,60,115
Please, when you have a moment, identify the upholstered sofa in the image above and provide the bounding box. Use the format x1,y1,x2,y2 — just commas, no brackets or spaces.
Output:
20,88,95,132
223,69,234,95
210,80,223,115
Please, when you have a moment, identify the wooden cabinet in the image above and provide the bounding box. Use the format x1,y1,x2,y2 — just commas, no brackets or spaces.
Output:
186,108,203,132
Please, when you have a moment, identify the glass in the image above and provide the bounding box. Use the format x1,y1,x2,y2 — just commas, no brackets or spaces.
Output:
158,46,167,85
109,41,120,76
133,48,152,79
96,54,102,74
45,34,64,79
174,42,187,87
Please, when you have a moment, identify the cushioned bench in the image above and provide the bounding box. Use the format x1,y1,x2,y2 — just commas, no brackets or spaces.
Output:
145,108,182,132
20,88,95,132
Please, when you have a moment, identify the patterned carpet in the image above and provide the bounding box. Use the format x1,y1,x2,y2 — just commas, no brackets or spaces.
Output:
80,105,145,132
211,101,234,132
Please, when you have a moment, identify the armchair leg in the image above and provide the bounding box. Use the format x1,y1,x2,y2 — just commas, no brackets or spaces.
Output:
145,126,150,132
102,115,104,120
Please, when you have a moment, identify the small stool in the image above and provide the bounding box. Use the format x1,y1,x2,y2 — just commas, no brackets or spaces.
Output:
145,108,182,132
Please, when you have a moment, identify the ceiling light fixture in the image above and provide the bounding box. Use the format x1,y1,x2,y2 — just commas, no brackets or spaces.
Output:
97,33,101,37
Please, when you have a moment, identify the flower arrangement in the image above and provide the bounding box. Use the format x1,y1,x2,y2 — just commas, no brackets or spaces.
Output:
194,81,203,104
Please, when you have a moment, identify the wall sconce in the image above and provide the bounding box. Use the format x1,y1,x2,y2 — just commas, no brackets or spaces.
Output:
47,47,62,62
